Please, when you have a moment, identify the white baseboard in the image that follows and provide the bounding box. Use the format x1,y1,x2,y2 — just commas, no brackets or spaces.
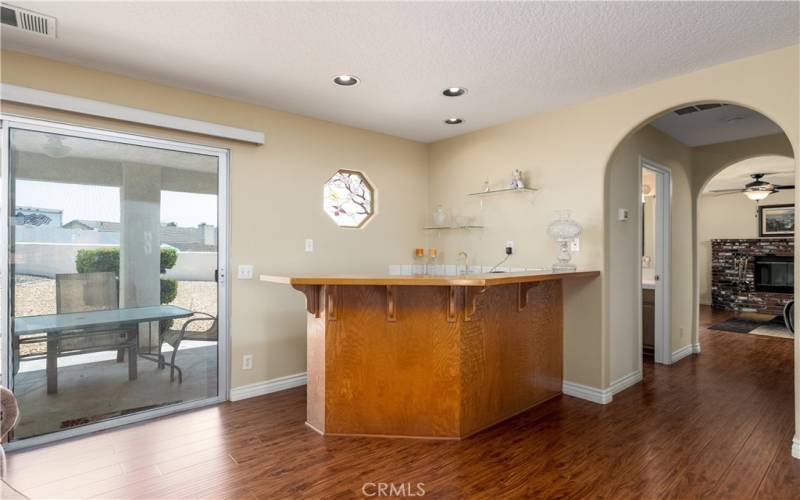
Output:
671,344,694,363
610,370,642,395
792,437,800,459
563,370,642,405
563,380,613,404
229,372,307,402
692,342,701,354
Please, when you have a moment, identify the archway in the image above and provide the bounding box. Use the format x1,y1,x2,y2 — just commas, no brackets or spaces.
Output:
696,155,795,318
603,101,796,405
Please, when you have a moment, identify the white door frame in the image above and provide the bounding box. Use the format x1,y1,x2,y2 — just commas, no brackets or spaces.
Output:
640,157,672,365
0,115,230,450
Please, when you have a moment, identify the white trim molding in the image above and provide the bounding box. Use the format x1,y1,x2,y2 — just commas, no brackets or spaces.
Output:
691,342,702,354
563,380,612,404
671,344,694,363
610,370,642,395
792,436,800,459
229,372,307,402
563,370,642,405
1,83,265,144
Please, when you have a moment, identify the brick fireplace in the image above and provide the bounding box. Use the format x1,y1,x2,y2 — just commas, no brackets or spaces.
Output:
711,238,794,315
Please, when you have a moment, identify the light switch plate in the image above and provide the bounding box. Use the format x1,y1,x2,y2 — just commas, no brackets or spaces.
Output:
242,354,253,370
570,238,580,252
237,264,254,279
304,239,314,253
618,208,630,221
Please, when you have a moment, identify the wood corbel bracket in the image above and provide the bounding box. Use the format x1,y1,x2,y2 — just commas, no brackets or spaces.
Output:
326,285,338,321
292,284,321,318
518,281,541,312
447,286,458,323
464,286,486,322
386,285,397,322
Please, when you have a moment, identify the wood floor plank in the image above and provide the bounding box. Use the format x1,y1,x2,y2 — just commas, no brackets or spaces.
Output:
4,306,798,499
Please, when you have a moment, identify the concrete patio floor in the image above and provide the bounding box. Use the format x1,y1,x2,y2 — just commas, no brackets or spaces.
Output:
11,342,218,440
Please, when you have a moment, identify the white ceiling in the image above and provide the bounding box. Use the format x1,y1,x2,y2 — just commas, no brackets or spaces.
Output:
2,2,798,143
703,156,795,193
650,105,784,147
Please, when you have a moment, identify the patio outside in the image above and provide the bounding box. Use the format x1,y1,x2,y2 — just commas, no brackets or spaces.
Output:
13,272,218,440
7,127,221,442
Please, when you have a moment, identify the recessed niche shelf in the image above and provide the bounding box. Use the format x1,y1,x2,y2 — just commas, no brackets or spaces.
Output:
467,187,538,197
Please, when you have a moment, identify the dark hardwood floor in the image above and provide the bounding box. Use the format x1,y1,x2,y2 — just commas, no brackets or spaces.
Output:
4,306,798,499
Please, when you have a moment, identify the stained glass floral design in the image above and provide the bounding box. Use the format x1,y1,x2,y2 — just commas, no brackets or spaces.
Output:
323,170,375,228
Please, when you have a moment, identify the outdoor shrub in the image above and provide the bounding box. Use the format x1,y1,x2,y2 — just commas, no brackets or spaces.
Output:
75,247,179,304
76,248,120,275
160,247,177,274
160,278,178,304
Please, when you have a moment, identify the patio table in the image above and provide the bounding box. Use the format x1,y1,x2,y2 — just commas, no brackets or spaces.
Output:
13,305,193,394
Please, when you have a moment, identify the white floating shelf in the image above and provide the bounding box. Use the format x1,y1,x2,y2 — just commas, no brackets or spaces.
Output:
467,187,538,197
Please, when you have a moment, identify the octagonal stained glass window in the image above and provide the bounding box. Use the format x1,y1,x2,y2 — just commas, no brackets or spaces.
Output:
323,169,375,228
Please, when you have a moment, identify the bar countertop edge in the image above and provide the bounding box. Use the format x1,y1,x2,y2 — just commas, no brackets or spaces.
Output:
259,270,600,287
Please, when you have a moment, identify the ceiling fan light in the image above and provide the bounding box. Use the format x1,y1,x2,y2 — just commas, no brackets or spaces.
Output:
42,134,72,159
744,190,772,201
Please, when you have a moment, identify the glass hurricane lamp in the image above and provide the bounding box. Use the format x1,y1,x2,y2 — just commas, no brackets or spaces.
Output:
547,210,582,272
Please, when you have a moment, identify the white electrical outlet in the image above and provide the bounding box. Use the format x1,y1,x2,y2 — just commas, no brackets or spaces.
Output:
237,264,254,279
305,239,314,253
242,354,253,370
570,238,580,252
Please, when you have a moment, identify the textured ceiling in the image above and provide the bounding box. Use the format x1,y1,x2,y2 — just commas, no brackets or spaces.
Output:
2,2,798,143
703,156,795,193
650,105,783,147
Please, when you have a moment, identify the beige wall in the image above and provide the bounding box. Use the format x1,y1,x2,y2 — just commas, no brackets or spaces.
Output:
0,50,430,389
605,126,692,381
428,45,798,392
2,44,799,445
698,189,794,305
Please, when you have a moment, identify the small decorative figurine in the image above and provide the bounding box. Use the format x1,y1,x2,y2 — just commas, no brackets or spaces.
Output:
510,169,525,189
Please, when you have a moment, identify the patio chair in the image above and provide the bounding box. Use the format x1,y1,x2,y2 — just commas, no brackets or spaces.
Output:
1,385,19,476
783,300,794,334
55,272,130,360
157,312,218,383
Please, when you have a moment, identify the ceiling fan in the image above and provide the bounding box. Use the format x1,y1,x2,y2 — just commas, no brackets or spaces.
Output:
709,173,795,202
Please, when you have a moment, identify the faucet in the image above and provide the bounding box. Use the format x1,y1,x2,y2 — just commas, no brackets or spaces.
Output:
458,251,469,275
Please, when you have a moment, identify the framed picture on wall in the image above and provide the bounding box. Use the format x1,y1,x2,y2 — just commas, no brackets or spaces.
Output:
758,204,795,237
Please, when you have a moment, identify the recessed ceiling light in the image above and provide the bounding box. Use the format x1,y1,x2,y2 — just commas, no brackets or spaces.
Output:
333,75,360,86
442,87,467,97
444,118,463,125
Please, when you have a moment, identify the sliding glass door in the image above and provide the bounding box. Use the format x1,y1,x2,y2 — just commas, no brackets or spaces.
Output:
1,117,228,447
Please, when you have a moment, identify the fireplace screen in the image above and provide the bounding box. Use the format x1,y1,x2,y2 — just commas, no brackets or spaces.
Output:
754,256,794,294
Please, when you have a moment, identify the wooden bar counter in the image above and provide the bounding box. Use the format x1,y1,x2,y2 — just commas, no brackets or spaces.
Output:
260,270,600,440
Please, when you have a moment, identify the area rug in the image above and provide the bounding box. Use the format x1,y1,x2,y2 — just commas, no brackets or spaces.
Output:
710,313,793,339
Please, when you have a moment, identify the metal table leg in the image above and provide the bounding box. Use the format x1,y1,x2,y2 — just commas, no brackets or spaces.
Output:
128,326,138,381
46,331,58,394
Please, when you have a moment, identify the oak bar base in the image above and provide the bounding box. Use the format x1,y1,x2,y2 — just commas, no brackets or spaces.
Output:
261,270,599,439
302,280,563,439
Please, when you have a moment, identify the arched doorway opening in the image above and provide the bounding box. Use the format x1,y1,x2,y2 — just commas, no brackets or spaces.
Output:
603,102,796,411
